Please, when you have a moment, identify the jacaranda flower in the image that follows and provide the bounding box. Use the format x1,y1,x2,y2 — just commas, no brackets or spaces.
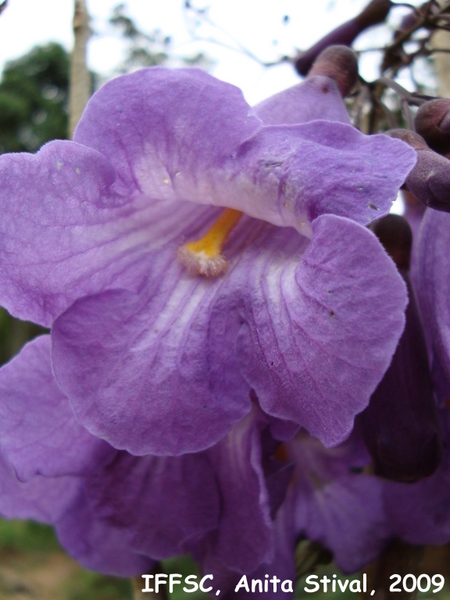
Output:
231,431,388,591
278,413,450,578
0,67,415,456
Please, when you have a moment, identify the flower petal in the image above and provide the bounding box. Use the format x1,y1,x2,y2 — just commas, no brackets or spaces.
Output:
216,121,416,232
356,271,442,482
197,410,278,575
289,433,387,573
74,68,416,231
74,67,262,195
211,492,296,599
0,335,115,481
184,408,293,595
415,209,450,402
295,475,387,573
234,496,296,600
0,451,79,523
210,214,408,446
0,139,219,326
56,487,154,577
253,75,350,125
383,412,450,545
58,450,219,569
51,236,253,455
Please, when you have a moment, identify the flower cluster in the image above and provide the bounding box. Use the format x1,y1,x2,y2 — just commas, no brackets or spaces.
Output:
2,39,450,598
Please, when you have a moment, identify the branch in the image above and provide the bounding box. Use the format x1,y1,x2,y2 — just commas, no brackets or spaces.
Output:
182,1,284,67
378,75,430,106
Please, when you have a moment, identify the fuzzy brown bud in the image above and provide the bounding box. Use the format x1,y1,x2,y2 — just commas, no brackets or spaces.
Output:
386,129,450,212
415,99,450,157
307,46,358,97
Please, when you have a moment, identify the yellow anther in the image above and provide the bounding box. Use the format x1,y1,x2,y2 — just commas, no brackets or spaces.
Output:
177,208,243,277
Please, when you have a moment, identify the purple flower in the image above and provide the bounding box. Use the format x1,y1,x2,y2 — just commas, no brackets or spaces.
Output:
286,431,388,574
280,412,450,576
227,429,390,590
0,335,291,583
0,67,415,455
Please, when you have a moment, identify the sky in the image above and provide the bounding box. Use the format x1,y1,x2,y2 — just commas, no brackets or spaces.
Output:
0,0,411,104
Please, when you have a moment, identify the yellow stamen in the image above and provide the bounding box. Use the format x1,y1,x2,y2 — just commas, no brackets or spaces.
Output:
177,208,243,277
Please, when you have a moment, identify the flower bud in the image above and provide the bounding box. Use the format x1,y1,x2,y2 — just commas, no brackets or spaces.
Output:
356,216,443,482
396,6,422,36
385,128,427,151
295,0,392,76
307,46,358,97
415,99,450,156
386,129,450,212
